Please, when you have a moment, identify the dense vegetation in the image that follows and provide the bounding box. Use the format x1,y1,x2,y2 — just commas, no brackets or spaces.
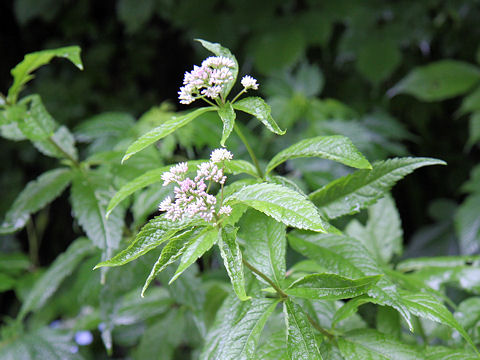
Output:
1,1,480,359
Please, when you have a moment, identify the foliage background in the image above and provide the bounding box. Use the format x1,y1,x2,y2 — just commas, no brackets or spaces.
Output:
1,0,480,358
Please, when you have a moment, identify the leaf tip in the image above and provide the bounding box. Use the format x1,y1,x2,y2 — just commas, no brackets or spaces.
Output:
121,154,130,164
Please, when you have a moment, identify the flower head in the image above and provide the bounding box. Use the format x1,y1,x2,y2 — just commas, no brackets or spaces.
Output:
241,75,259,90
210,148,233,163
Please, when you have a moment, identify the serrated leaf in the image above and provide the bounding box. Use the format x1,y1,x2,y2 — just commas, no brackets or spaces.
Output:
284,299,323,360
338,329,423,360
424,346,478,360
17,95,56,140
455,194,480,255
218,225,250,301
224,159,259,178
399,291,478,353
226,183,328,232
7,46,83,103
396,255,480,272
33,125,78,161
310,157,446,219
240,210,286,287
285,273,381,300
18,238,94,320
1,168,73,234
233,97,285,135
196,39,238,98
218,102,236,146
266,135,371,175
95,216,199,269
141,227,206,296
389,60,480,102
122,107,215,162
170,227,218,283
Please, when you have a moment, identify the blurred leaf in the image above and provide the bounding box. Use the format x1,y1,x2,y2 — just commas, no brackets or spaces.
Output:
74,111,135,142
33,126,78,161
218,102,236,146
255,331,288,360
266,135,371,175
459,86,480,115
0,273,16,292
310,157,446,219
17,95,56,140
1,168,73,234
455,194,480,255
467,112,480,148
424,346,478,360
14,0,62,24
117,0,155,33
390,60,480,102
233,97,285,135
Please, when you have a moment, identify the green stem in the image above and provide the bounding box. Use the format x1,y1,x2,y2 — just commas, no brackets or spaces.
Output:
306,313,335,340
242,259,287,298
47,136,80,168
231,89,246,104
234,124,264,178
201,97,217,107
26,217,39,268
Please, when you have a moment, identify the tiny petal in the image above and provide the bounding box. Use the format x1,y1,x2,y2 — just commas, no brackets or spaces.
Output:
210,148,233,163
219,205,232,216
241,75,259,90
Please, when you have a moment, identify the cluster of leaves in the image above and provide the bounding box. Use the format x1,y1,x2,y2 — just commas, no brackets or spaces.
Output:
2,37,479,360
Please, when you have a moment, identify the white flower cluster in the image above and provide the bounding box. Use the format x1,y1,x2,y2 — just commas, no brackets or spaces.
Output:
178,56,236,104
241,75,259,90
159,149,234,223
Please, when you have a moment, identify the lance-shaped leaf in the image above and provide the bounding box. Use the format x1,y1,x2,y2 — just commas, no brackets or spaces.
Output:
332,296,382,327
196,39,238,98
7,46,83,103
233,97,285,135
218,225,250,301
1,168,73,234
285,273,381,300
18,238,94,320
226,183,328,232
266,135,371,175
141,227,206,296
389,60,480,102
240,210,286,287
284,299,323,360
337,329,423,360
309,157,446,219
122,107,215,162
95,216,200,269
17,95,56,141
399,291,478,354
170,227,218,283
218,102,236,146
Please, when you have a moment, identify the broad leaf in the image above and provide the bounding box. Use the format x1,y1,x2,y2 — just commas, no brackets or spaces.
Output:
240,210,286,287
224,159,259,178
170,227,218,283
33,126,78,161
397,255,480,272
218,225,250,301
141,227,206,296
1,168,73,234
233,97,285,135
284,299,323,360
389,60,480,101
18,238,94,320
7,45,83,103
338,329,423,360
425,346,478,360
218,102,236,146
95,216,199,268
455,194,480,255
266,135,371,175
17,95,56,140
226,183,328,232
310,157,445,219
122,107,215,162
196,39,238,98
255,331,288,360
285,273,381,300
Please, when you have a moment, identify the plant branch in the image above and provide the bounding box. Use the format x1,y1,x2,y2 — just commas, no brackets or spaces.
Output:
306,313,335,340
242,258,287,298
26,217,39,268
234,124,264,178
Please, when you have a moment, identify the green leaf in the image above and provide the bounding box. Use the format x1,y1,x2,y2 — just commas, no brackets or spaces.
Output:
232,97,285,135
95,216,199,269
389,60,480,102
17,95,56,140
399,291,478,353
33,126,78,161
377,306,402,339
266,135,371,175
196,39,238,98
141,227,206,296
425,346,478,360
332,296,382,328
397,255,480,272
310,157,446,219
70,174,125,261
170,227,218,283
117,0,154,33
255,331,288,360
226,183,328,232
1,168,73,234
7,46,83,103
224,160,259,178
122,107,215,162
337,329,423,360
285,273,381,300
218,225,250,301
284,299,323,360
459,86,480,115
18,238,94,320
346,194,403,263
240,210,286,287
218,102,236,146
467,112,480,148
455,194,480,254
455,297,480,344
